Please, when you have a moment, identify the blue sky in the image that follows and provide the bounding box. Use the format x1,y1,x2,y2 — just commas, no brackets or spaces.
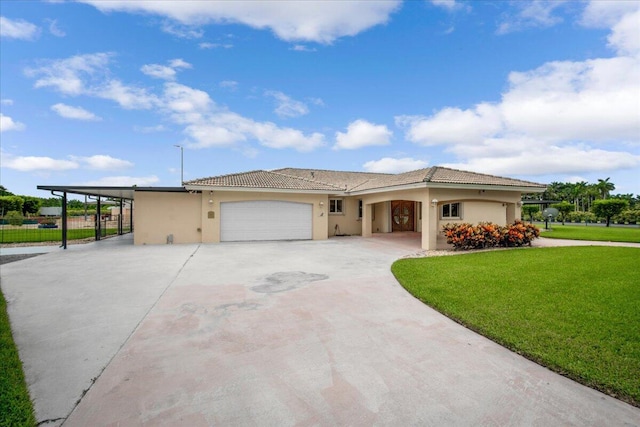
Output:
1,0,639,198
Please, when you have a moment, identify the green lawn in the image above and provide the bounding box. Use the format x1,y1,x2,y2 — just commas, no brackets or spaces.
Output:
540,224,640,243
0,227,126,244
392,247,640,407
0,290,37,426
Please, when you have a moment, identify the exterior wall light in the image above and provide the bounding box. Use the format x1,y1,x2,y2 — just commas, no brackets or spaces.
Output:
431,199,438,207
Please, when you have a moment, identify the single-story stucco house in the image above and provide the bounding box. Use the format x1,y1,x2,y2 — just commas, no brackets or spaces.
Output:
132,166,545,250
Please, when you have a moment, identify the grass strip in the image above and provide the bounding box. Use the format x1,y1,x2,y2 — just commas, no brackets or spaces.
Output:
0,289,37,426
0,227,126,244
392,246,640,407
540,224,640,243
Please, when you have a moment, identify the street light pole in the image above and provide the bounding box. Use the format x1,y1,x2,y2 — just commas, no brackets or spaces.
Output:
174,144,184,185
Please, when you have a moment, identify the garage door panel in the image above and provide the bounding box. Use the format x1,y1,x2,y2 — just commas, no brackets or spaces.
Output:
221,201,312,242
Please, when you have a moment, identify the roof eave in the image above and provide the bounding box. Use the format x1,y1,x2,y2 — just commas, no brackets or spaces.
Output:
184,185,345,195
426,182,546,192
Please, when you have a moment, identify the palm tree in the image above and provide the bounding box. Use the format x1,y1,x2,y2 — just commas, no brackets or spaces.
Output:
596,178,615,199
573,181,588,211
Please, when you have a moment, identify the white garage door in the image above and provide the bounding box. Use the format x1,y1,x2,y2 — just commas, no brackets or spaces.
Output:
221,201,312,242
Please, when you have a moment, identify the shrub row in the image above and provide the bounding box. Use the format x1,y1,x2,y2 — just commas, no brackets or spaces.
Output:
443,220,540,250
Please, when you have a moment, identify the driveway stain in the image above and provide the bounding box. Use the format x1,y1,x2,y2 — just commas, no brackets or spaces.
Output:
251,271,329,294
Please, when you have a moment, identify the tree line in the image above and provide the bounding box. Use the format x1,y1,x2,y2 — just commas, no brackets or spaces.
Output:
522,178,639,226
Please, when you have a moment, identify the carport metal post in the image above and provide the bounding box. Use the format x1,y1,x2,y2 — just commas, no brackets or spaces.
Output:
93,196,102,241
50,191,68,249
118,198,123,235
129,200,133,233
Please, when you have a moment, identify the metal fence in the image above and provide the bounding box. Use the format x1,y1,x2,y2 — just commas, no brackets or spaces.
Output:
0,214,132,245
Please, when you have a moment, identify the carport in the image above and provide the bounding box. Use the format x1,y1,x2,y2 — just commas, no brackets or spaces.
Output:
36,185,136,249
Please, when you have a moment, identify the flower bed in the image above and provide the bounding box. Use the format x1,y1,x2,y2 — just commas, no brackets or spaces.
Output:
443,220,540,250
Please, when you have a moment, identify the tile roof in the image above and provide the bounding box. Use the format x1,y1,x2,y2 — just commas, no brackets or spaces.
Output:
185,167,546,193
184,170,344,191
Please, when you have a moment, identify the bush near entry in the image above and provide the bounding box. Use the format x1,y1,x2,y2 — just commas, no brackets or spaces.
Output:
443,220,540,250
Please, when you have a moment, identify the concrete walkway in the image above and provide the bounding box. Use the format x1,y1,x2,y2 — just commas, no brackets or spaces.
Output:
1,235,638,426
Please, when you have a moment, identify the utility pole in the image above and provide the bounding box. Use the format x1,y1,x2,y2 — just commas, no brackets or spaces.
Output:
174,144,184,185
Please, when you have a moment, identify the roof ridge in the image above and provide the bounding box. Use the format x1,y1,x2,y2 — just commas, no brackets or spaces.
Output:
268,170,345,190
422,166,437,182
273,167,392,176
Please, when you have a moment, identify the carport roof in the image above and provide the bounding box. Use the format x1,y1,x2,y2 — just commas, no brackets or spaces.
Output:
37,185,187,199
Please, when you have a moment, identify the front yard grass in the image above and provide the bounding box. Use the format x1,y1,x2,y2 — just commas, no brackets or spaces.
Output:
540,224,640,243
392,246,640,407
0,289,36,426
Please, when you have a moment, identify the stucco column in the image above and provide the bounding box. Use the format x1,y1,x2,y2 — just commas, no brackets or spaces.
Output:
506,203,517,223
362,203,372,237
421,194,438,250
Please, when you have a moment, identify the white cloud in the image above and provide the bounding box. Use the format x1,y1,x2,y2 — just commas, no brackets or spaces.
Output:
396,104,502,146
443,145,640,176
74,155,134,170
47,19,66,37
363,157,428,173
76,1,402,44
159,83,324,151
0,114,25,132
430,0,464,11
51,103,101,121
141,59,192,80
497,1,568,35
290,45,317,52
199,42,233,49
0,16,40,40
169,58,192,69
1,155,78,172
219,80,238,90
96,80,159,109
26,53,159,109
160,21,204,39
397,3,640,178
334,119,392,150
25,53,326,154
265,91,309,118
81,175,160,186
141,64,177,80
26,52,112,95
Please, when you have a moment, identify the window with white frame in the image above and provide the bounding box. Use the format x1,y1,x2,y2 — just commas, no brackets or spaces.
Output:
441,202,461,219
329,198,343,214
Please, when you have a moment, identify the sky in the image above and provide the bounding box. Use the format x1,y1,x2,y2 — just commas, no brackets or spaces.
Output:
1,0,639,198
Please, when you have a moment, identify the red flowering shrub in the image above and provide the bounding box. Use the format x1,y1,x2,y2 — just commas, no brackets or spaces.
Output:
442,220,540,250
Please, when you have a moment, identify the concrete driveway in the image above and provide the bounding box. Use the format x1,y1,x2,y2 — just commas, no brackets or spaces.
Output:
1,235,639,426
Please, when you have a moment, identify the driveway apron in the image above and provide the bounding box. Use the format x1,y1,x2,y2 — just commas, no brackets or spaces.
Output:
2,236,639,426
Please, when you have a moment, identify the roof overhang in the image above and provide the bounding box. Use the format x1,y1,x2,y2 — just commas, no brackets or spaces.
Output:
37,185,187,200
347,181,546,196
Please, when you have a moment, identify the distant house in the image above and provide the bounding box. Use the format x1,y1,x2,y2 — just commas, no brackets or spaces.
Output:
40,207,62,216
133,166,545,250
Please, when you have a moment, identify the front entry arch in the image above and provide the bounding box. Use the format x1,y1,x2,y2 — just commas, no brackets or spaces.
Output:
391,200,415,232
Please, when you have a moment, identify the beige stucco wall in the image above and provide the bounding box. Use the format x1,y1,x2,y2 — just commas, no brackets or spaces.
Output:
133,187,524,249
201,191,329,243
134,192,202,245
327,196,362,236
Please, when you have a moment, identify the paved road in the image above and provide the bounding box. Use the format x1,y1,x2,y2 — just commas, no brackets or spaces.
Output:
1,235,638,426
